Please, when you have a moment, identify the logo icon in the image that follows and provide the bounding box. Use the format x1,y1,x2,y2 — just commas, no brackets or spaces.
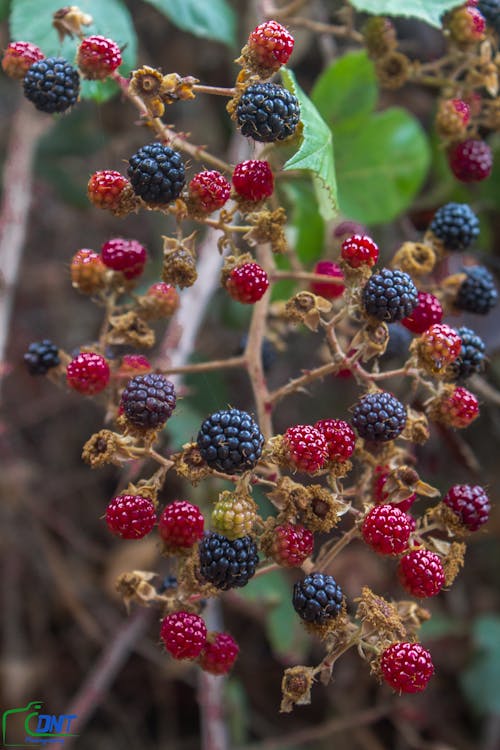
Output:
2,702,78,747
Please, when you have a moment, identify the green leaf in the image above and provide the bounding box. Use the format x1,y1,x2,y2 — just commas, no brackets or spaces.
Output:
281,68,338,221
141,0,236,46
312,51,377,132
10,0,137,102
281,180,325,264
349,0,462,28
0,0,10,22
461,616,500,716
334,107,430,224
240,570,308,660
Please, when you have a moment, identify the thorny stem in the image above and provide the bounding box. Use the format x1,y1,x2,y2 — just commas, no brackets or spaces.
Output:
192,84,236,97
97,291,118,354
111,72,232,174
160,355,246,376
268,361,340,405
314,525,360,570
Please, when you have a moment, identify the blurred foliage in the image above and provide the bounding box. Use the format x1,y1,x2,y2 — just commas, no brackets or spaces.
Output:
142,0,236,47
350,0,463,28
461,616,500,715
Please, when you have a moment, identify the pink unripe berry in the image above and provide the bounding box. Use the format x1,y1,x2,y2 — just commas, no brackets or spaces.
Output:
66,351,110,394
101,238,147,280
160,611,207,659
232,160,274,201
381,642,434,693
105,494,156,539
310,261,345,299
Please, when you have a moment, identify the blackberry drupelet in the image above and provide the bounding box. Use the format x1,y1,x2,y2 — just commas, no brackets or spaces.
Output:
456,265,498,314
198,533,259,590
24,339,60,375
23,56,79,113
478,1,500,32
292,573,343,624
236,82,300,142
197,408,264,474
362,268,418,322
429,202,480,250
127,143,185,204
450,327,486,380
121,373,176,429
352,391,407,442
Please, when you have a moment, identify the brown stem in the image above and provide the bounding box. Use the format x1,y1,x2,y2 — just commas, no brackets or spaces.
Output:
268,361,339,405
192,84,236,97
271,269,346,285
314,525,360,570
159,355,246,376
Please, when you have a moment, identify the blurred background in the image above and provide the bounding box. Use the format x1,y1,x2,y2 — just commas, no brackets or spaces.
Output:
1,1,500,748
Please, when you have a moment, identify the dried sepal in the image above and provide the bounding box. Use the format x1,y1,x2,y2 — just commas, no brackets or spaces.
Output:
115,570,160,612
244,208,288,254
400,406,430,445
284,292,332,331
280,666,315,712
442,541,467,586
107,311,155,348
350,320,389,361
82,429,136,468
162,233,198,288
355,587,407,643
53,6,92,42
391,242,437,276
173,442,212,485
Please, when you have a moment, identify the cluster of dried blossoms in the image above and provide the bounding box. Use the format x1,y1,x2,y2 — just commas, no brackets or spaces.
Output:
13,4,498,707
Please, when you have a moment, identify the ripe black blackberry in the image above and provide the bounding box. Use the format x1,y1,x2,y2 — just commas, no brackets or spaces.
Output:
23,339,60,375
236,82,300,142
197,408,264,474
456,265,498,315
198,532,259,590
429,202,480,251
127,143,185,205
23,57,79,113
352,391,407,442
292,573,343,624
478,1,500,33
362,268,418,322
121,373,176,429
449,327,486,380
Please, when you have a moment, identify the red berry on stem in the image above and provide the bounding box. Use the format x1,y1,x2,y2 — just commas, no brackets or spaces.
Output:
314,419,356,462
226,262,269,304
448,139,493,182
160,611,207,659
66,351,110,394
119,354,152,376
70,249,107,294
101,238,147,280
270,523,314,567
146,282,180,316
310,261,345,299
437,386,479,428
398,548,445,597
362,504,413,556
284,425,329,473
341,234,379,268
247,20,294,70
199,632,239,674
401,292,443,334
2,41,44,79
381,642,434,693
106,494,156,539
443,484,490,531
158,500,205,550
417,323,462,371
188,170,231,213
88,170,130,212
232,160,274,201
77,35,122,79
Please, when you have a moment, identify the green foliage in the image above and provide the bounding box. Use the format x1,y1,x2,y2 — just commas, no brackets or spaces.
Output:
312,51,430,224
142,0,236,47
281,68,338,221
0,0,9,22
461,616,500,715
10,0,137,102
240,569,308,660
349,0,462,28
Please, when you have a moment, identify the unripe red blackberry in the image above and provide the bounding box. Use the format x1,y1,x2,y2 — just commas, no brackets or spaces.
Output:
401,291,443,334
188,170,231,213
246,20,294,70
106,494,156,539
341,234,379,268
101,238,147,280
121,373,176,430
314,419,356,462
160,611,207,659
199,632,239,675
416,323,462,373
443,484,490,530
380,642,434,693
362,504,413,556
434,386,480,428
77,35,122,79
232,160,274,201
2,41,44,79
447,6,486,43
87,170,134,215
226,262,269,304
398,549,445,597
66,351,110,394
119,354,151,376
448,139,493,182
268,523,313,567
310,261,345,299
436,98,470,139
159,500,204,550
70,249,107,294
211,492,257,540
283,425,329,473
143,282,180,318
